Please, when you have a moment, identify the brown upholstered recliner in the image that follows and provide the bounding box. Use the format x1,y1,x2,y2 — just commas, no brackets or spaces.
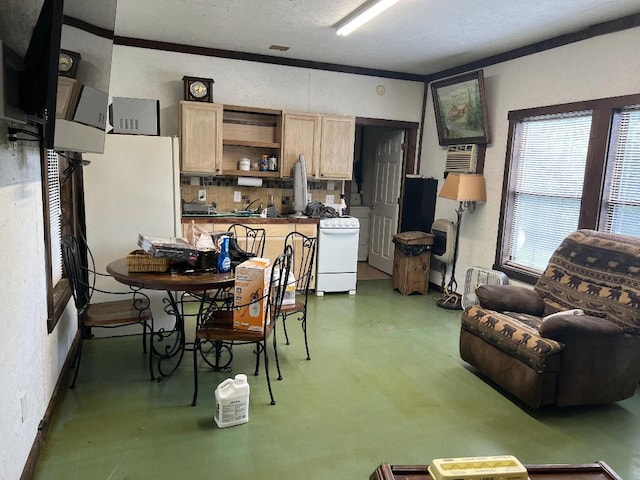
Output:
460,230,640,408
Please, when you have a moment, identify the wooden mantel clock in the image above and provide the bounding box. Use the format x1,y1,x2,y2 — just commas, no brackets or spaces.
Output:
182,76,215,103
59,49,81,78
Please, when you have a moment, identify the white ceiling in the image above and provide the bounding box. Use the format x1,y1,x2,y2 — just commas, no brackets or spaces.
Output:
113,0,640,76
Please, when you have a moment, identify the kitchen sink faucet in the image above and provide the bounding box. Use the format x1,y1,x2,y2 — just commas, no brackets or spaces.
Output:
245,198,263,213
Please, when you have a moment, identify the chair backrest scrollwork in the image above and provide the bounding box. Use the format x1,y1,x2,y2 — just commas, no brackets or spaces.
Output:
284,231,317,298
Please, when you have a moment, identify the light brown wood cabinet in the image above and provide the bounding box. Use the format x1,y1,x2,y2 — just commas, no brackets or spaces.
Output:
281,112,321,179
56,77,79,119
179,101,224,175
179,103,354,180
182,221,317,288
260,223,318,289
282,112,355,180
318,114,355,179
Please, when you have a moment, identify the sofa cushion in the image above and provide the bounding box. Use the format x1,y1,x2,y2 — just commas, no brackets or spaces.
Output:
462,305,565,373
476,285,545,316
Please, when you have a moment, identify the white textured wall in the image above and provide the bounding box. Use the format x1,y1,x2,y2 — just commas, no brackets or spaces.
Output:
421,27,640,287
5,25,640,478
0,121,77,480
109,45,426,136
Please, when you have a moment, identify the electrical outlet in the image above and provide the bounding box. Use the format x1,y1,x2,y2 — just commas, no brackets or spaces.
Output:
198,189,206,202
326,194,334,204
234,191,242,202
307,193,312,204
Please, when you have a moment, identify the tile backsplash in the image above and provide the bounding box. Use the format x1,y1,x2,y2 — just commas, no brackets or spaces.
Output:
181,175,342,215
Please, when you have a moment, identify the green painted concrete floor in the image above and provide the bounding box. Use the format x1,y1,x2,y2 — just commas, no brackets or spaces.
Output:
34,280,640,479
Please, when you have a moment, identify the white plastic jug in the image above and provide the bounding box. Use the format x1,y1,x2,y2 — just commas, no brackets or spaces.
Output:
214,374,250,428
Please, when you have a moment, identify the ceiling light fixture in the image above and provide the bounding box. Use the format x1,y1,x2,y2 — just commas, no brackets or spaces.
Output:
335,0,401,36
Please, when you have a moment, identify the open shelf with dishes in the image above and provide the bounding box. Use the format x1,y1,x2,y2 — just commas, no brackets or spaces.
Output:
221,105,283,175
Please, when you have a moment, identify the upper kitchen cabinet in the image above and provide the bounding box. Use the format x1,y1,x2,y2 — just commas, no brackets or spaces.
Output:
281,113,321,178
282,112,355,180
180,101,223,174
319,115,355,179
221,105,282,176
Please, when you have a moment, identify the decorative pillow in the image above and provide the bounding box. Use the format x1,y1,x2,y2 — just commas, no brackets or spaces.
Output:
539,313,624,339
476,285,545,316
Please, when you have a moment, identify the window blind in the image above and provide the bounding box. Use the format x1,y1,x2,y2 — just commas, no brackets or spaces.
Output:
48,150,63,284
601,106,640,236
508,111,592,272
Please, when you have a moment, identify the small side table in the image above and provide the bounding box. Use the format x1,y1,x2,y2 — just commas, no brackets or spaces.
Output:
392,231,434,296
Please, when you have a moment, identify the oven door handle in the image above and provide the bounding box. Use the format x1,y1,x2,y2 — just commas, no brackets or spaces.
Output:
320,228,360,235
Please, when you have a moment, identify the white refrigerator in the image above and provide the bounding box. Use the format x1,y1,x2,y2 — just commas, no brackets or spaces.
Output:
83,134,181,334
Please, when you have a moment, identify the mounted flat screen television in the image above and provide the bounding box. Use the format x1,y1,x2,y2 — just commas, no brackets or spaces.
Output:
0,0,62,144
0,0,116,153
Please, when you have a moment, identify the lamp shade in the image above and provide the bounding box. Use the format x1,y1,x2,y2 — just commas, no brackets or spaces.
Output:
439,173,487,202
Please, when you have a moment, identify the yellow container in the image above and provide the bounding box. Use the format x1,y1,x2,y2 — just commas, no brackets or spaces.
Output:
428,455,528,480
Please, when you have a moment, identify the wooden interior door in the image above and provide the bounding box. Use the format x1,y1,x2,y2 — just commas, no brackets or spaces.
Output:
368,130,404,274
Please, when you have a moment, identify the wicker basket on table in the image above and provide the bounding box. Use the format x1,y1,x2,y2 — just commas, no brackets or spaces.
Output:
126,250,171,272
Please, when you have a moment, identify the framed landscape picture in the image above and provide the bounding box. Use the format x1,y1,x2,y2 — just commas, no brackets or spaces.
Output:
431,70,490,145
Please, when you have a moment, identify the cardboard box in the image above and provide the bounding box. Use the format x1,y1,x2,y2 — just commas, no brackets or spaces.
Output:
275,269,296,306
283,275,296,306
233,258,272,331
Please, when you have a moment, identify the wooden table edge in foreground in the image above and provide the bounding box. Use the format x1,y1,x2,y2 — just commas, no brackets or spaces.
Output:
106,257,235,292
370,461,622,480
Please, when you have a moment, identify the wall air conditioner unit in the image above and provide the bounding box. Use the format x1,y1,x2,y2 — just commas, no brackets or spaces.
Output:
445,144,478,174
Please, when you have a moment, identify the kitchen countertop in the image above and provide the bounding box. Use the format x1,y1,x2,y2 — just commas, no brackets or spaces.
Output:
182,215,319,225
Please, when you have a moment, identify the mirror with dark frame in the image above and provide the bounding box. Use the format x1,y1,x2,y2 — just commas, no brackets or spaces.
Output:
55,0,117,153
0,0,116,154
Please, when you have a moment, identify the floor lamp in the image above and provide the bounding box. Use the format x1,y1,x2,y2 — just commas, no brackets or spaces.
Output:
436,173,487,310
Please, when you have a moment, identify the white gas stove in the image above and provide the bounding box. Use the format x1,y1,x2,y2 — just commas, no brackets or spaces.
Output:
316,216,360,295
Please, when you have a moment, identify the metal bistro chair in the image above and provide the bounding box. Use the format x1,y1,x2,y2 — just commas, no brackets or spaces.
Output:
191,248,292,406
227,223,266,259
279,231,317,360
61,234,153,388
196,224,267,308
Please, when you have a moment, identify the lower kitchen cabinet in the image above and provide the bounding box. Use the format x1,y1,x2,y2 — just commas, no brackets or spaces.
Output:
261,224,296,262
182,221,318,288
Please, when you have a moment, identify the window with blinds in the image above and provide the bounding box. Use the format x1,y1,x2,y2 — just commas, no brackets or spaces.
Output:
601,106,640,236
48,150,63,284
507,111,592,272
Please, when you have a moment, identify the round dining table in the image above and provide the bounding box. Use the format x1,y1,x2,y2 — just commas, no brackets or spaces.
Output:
107,258,235,380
